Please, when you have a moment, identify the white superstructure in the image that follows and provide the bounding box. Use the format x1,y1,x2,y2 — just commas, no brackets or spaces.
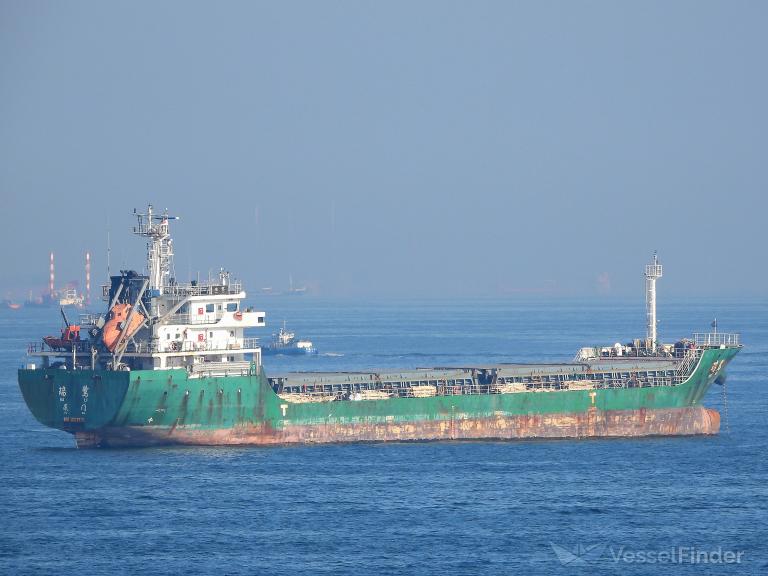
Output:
121,206,266,373
118,267,266,373
35,205,266,376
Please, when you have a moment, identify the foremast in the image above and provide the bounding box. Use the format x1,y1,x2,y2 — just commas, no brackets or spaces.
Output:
645,252,663,352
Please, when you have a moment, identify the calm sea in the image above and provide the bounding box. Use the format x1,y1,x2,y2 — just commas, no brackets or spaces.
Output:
0,298,765,575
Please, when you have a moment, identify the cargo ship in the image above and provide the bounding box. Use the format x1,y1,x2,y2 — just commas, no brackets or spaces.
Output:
18,206,741,448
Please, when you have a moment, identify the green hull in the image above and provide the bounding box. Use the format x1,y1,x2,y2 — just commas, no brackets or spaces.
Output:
18,347,739,448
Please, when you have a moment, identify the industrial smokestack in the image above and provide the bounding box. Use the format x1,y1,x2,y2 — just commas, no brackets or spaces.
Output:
85,252,91,305
49,252,55,296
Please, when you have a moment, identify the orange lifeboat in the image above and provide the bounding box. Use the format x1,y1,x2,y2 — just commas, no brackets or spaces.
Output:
102,303,145,352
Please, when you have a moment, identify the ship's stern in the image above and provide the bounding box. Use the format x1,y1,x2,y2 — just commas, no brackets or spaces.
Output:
18,368,131,445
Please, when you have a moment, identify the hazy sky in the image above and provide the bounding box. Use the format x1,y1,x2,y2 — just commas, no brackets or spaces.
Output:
1,1,766,299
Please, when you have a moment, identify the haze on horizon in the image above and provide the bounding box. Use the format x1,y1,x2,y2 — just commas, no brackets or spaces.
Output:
1,1,765,300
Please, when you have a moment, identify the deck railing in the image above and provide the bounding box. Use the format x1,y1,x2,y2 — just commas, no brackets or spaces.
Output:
78,313,101,327
162,313,222,326
675,347,702,378
102,282,243,301
189,360,255,378
274,372,690,401
126,337,260,354
27,337,260,356
693,333,740,347
27,341,92,354
160,282,243,298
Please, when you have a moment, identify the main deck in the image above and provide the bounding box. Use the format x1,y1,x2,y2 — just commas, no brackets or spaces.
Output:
268,355,695,402
269,333,740,403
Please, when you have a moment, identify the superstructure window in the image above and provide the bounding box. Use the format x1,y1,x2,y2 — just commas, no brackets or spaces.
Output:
226,303,238,312
205,304,214,313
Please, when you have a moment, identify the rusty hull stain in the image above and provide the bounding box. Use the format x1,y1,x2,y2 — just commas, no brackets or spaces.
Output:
78,406,719,448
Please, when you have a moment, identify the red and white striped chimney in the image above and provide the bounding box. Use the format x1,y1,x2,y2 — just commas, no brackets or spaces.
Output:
49,252,55,296
85,252,91,305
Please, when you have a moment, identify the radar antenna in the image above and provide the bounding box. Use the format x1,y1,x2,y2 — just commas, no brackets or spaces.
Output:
133,204,179,293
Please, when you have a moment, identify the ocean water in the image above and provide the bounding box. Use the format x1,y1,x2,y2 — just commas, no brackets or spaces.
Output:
0,297,765,575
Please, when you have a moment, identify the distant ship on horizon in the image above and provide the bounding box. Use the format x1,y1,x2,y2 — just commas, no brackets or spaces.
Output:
259,275,308,296
25,292,55,308
3,296,22,310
